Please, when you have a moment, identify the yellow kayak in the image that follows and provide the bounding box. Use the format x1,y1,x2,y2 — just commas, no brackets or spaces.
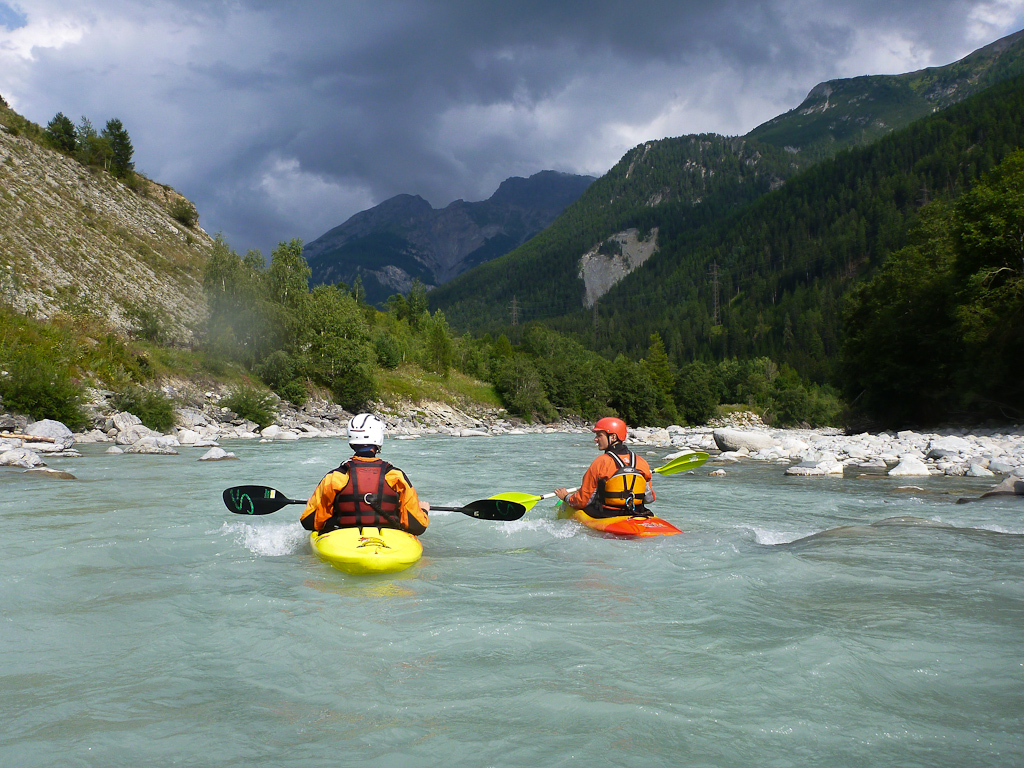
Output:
310,527,423,575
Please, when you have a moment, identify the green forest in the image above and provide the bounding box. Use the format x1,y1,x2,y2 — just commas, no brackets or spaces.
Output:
428,75,1024,426
2,70,1023,432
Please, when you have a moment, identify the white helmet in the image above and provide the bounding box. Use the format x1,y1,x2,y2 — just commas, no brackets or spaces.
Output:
347,413,385,448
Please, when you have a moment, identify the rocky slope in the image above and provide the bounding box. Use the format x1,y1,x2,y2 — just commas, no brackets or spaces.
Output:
0,102,214,342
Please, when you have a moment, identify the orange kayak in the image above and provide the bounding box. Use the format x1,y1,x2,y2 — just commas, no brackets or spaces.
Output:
570,509,682,537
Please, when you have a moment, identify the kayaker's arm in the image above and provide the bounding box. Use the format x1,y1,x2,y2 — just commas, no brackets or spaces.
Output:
559,455,609,510
300,471,343,531
387,469,429,535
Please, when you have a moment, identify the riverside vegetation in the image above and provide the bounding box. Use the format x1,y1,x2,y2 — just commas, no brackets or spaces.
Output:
2,35,1024,436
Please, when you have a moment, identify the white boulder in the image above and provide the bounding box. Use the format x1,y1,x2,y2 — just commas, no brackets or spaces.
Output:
199,447,238,461
888,456,932,476
25,419,76,451
0,448,44,467
713,428,778,452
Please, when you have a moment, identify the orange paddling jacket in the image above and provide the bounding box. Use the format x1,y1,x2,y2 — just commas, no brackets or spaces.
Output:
563,444,655,518
301,456,428,534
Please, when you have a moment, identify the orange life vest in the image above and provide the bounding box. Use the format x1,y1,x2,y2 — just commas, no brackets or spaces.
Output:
326,458,402,530
595,449,650,517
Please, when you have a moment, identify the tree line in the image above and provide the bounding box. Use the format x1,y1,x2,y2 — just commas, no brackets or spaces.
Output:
43,112,135,179
427,74,1024,427
841,149,1024,425
199,236,840,428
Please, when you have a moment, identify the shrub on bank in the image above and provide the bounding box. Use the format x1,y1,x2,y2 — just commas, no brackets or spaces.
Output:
0,346,87,430
221,387,277,430
111,386,176,432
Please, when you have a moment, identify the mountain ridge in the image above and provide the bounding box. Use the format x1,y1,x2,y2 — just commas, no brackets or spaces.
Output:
303,170,595,305
748,28,1024,159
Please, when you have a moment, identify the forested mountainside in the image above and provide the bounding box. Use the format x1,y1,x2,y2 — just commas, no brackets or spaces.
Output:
431,30,1024,341
569,75,1024,381
749,28,1024,160
0,98,212,342
429,134,802,322
302,170,594,306
433,74,1024,387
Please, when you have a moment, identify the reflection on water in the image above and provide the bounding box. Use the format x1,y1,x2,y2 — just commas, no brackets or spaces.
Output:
1,434,1022,768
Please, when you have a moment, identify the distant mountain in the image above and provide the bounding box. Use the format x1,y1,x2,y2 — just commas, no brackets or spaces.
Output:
431,28,1024,338
303,170,595,305
748,28,1024,160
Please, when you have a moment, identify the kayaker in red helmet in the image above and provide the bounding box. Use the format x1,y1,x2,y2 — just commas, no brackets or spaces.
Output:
554,416,656,518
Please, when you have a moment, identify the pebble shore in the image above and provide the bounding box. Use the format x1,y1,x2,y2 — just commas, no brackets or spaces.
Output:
1,390,1022,487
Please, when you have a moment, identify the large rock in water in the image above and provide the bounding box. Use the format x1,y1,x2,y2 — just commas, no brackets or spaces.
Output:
25,419,75,451
713,428,777,452
981,475,1024,497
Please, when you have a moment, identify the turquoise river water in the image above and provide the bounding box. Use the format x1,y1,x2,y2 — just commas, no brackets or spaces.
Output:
1,432,1023,767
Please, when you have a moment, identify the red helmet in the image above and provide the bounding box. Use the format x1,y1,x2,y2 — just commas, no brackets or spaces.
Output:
592,416,627,442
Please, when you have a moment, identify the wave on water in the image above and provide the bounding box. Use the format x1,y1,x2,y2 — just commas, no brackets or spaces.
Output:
495,517,578,538
773,515,1024,546
219,520,308,556
300,456,325,465
748,526,819,546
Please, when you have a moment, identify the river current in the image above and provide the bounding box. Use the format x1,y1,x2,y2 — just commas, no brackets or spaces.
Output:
2,432,1022,767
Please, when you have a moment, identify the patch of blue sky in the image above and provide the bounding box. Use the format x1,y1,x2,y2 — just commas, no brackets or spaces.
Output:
0,3,27,31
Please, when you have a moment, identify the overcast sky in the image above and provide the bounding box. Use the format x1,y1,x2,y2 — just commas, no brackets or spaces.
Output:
2,1,1023,256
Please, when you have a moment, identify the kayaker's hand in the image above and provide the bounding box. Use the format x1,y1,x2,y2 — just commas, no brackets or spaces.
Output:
554,488,569,501
419,500,430,512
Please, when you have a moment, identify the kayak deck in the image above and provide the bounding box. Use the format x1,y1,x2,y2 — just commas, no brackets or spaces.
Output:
310,527,423,574
571,509,682,537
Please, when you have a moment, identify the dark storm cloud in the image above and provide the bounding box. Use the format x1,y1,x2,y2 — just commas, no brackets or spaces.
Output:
2,0,1022,255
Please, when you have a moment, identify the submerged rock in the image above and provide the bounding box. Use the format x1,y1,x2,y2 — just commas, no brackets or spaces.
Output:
23,467,76,480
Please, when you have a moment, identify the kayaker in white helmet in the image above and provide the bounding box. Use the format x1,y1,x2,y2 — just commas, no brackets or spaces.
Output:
301,413,430,534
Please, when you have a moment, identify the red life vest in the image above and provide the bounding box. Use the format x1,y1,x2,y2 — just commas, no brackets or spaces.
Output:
326,458,402,530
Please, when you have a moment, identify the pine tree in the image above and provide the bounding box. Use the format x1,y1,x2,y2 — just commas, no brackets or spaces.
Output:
44,112,76,153
102,118,134,178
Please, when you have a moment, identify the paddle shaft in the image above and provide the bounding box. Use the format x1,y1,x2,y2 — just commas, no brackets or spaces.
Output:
222,485,524,520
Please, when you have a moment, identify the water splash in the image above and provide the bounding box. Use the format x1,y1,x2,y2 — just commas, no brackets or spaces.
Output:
220,520,308,556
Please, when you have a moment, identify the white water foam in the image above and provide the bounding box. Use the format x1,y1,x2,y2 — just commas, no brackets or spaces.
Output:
220,520,308,556
495,518,578,538
748,525,819,545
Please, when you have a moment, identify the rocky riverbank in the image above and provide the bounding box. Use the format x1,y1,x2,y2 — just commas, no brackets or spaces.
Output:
1,389,1022,491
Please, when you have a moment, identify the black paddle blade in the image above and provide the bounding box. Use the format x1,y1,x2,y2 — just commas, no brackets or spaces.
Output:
222,485,302,515
458,499,526,521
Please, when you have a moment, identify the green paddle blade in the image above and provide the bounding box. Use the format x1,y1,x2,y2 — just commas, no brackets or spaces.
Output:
654,452,709,475
222,485,304,515
489,491,544,511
